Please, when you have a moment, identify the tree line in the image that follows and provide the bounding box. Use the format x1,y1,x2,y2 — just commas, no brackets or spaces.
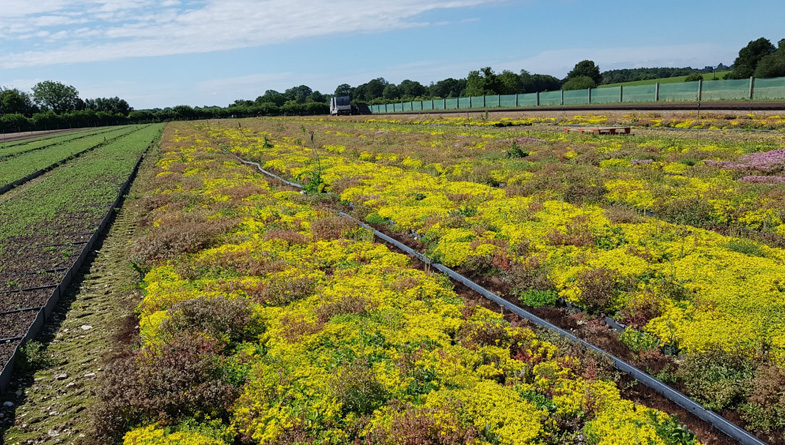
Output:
2,36,783,132
0,82,330,133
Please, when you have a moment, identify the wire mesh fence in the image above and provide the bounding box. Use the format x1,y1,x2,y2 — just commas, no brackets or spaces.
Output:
368,75,785,113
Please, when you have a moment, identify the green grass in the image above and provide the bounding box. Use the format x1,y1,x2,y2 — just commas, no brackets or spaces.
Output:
598,71,732,88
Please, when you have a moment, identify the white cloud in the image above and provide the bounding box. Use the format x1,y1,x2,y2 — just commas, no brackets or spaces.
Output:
1,0,497,68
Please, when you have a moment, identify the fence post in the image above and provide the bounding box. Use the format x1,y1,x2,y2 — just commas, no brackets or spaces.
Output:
457,96,460,109
498,95,501,107
620,85,624,103
588,88,592,104
749,76,755,100
560,90,564,106
420,100,424,111
432,98,435,109
697,79,703,102
515,94,519,107
444,98,447,109
536,92,540,107
482,95,486,108
655,82,660,102
385,103,388,113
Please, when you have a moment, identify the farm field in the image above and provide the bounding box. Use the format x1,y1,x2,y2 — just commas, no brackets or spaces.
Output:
0,126,116,160
599,72,733,88
0,126,137,189
201,111,785,442
0,124,163,373
1,112,784,444
82,121,714,445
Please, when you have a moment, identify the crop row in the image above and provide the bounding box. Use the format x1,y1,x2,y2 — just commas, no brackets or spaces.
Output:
0,126,116,160
0,125,137,190
101,122,704,445
0,124,164,374
208,118,785,441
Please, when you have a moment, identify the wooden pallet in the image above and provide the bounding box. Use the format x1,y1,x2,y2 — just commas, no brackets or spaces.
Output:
564,126,632,135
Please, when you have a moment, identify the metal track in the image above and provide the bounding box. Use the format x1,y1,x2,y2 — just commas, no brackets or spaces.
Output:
236,154,766,445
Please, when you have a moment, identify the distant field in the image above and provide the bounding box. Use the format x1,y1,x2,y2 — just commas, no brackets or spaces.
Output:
599,71,732,88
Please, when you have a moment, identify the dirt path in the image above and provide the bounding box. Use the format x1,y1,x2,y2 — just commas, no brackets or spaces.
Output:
0,149,156,444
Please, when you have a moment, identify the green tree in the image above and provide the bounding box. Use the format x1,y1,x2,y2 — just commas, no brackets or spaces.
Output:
428,78,466,97
727,37,776,79
561,76,596,91
498,70,523,94
398,79,426,98
567,60,602,84
256,90,287,106
363,78,388,101
85,96,131,115
334,84,352,97
0,88,37,116
285,85,313,103
465,67,502,96
684,73,704,82
753,38,785,78
31,81,81,114
382,84,400,100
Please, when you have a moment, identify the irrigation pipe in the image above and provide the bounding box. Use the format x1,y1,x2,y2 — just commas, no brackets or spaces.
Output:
237,154,766,445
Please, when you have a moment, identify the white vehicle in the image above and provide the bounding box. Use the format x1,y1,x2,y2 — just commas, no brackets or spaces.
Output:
330,96,352,115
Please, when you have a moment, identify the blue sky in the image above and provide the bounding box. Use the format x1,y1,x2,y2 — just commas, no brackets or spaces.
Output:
1,0,784,109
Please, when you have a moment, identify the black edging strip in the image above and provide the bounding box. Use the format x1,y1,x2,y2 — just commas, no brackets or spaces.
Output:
237,155,765,445
0,135,155,393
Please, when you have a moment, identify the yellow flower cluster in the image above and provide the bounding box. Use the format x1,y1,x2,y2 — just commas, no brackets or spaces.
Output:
125,121,698,445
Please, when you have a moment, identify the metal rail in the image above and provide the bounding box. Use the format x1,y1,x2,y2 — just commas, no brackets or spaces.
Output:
237,154,766,445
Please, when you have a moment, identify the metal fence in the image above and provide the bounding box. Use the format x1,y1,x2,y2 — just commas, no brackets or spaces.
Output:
368,76,785,114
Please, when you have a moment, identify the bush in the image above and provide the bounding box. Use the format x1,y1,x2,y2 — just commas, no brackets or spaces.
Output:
93,333,241,442
675,349,756,411
332,360,388,415
158,296,259,346
684,73,704,82
518,289,558,308
15,340,54,373
561,76,597,91
741,364,785,435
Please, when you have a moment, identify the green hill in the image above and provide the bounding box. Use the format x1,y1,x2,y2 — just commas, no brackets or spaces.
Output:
598,71,731,88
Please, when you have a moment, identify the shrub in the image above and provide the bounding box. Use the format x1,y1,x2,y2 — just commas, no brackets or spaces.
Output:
619,329,660,353
575,267,626,313
741,364,785,435
310,215,358,240
158,296,258,346
561,76,597,91
518,289,558,308
332,360,388,415
93,334,241,443
15,340,54,374
684,73,704,82
675,349,756,411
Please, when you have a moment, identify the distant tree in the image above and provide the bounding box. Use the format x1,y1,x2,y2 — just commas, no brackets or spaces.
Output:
428,78,466,97
363,78,388,101
754,38,785,78
334,84,352,97
561,76,596,91
31,81,81,114
398,79,426,98
172,105,196,120
522,73,561,92
85,96,131,116
498,70,523,94
465,67,502,96
382,84,400,100
256,90,287,106
307,90,327,103
567,60,602,84
726,37,776,79
285,85,313,103
684,73,704,82
0,88,37,116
